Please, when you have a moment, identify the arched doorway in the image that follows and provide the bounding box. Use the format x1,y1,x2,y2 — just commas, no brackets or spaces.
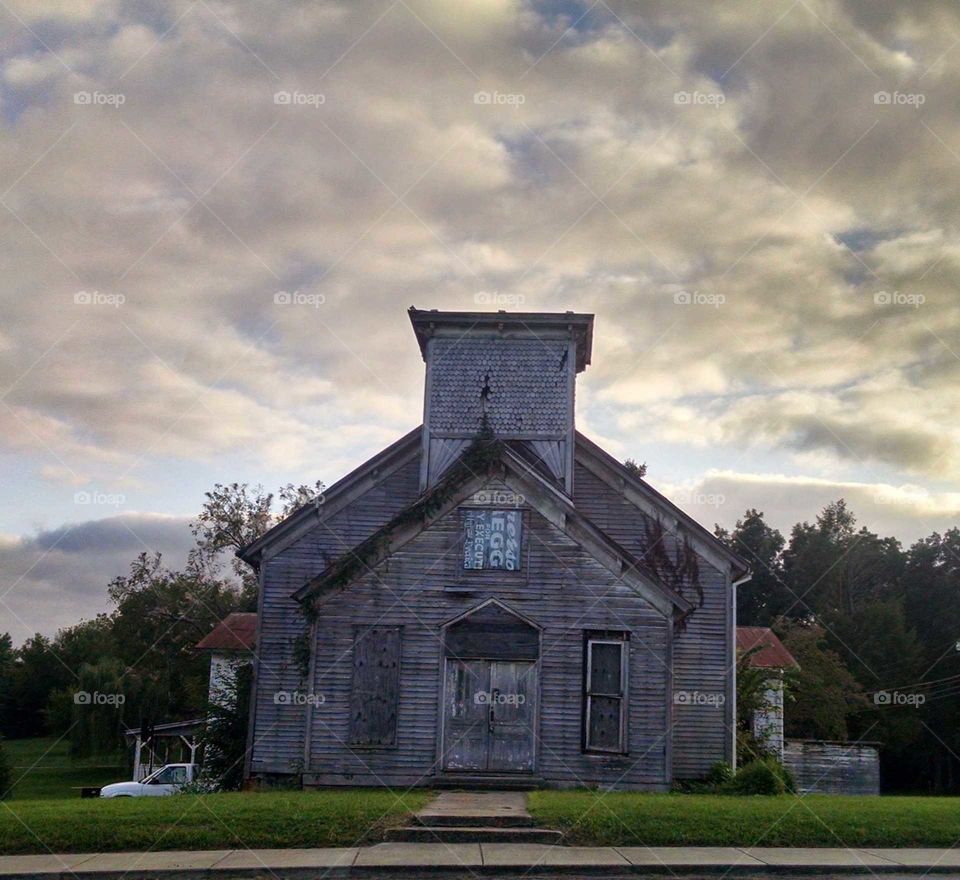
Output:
440,599,540,773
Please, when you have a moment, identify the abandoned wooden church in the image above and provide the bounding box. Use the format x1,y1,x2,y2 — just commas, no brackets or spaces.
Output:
240,308,749,789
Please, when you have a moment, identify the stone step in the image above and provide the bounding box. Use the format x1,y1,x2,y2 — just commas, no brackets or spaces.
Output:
414,813,534,828
385,826,563,844
433,775,545,791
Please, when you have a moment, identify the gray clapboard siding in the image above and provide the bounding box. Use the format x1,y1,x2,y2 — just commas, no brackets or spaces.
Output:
249,456,421,775
300,484,669,790
253,455,730,784
572,461,733,777
784,740,880,795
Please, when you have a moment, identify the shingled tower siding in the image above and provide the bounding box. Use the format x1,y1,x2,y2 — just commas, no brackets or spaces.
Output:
415,318,582,491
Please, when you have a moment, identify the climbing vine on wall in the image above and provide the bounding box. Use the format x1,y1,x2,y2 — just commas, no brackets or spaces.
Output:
297,425,503,627
641,516,704,627
292,630,312,681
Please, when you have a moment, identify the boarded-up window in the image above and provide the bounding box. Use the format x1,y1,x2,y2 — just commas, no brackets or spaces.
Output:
462,509,523,570
584,633,628,753
349,626,401,747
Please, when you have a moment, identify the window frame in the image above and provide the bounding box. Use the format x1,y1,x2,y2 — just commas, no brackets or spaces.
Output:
583,632,629,755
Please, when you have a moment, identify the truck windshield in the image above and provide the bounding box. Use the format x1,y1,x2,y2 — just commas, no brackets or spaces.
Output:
148,766,187,785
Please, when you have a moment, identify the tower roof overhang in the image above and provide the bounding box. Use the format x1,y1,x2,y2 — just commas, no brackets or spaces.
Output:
408,307,595,372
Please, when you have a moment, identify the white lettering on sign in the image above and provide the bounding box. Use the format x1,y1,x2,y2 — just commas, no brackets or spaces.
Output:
463,509,522,570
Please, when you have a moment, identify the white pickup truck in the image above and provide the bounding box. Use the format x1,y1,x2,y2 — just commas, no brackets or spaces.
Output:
99,763,198,797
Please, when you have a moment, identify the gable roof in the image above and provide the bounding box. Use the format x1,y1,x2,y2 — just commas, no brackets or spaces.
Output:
238,426,422,566
293,436,694,620
737,626,798,669
574,431,749,578
195,612,257,652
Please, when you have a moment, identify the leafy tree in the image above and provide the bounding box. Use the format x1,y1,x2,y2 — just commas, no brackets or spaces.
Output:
189,480,324,591
781,501,903,622
107,554,247,730
735,645,772,764
190,483,274,589
623,459,647,479
717,510,787,625
199,662,253,791
70,658,128,759
3,618,120,739
0,735,11,800
3,477,319,760
780,621,868,740
735,643,799,765
899,530,960,791
4,634,71,738
0,634,14,732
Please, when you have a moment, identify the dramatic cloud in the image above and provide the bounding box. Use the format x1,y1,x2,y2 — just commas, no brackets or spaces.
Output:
662,470,960,545
1,0,959,635
0,514,194,643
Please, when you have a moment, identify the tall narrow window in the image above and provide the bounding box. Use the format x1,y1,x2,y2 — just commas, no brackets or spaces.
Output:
349,626,401,747
584,633,628,753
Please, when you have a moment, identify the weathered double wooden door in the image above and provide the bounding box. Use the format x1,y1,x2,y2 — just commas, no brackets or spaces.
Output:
442,659,537,772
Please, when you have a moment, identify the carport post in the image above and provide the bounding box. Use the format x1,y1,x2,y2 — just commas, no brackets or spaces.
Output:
133,733,142,780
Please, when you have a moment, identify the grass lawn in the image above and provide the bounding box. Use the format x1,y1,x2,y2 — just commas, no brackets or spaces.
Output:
528,791,960,848
4,738,126,801
0,790,431,854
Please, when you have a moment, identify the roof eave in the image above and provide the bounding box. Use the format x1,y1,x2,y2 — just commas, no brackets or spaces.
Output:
238,425,423,565
407,307,595,372
295,440,692,619
574,431,750,577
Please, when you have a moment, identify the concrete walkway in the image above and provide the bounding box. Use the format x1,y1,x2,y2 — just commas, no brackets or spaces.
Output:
414,791,531,825
3,846,960,877
386,790,562,843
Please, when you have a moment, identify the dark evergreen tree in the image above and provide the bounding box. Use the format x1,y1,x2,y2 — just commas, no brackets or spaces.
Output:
0,735,11,800
716,509,787,625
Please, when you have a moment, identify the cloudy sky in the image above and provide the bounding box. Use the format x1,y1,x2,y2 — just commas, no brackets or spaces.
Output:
2,0,959,642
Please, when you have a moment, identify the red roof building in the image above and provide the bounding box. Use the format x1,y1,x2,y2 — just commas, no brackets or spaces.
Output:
736,626,798,669
195,612,257,652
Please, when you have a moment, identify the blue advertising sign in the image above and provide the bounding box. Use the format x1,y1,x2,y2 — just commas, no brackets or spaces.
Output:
462,509,522,571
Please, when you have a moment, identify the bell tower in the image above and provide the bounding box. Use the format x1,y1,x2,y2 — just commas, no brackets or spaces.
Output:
408,307,594,494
